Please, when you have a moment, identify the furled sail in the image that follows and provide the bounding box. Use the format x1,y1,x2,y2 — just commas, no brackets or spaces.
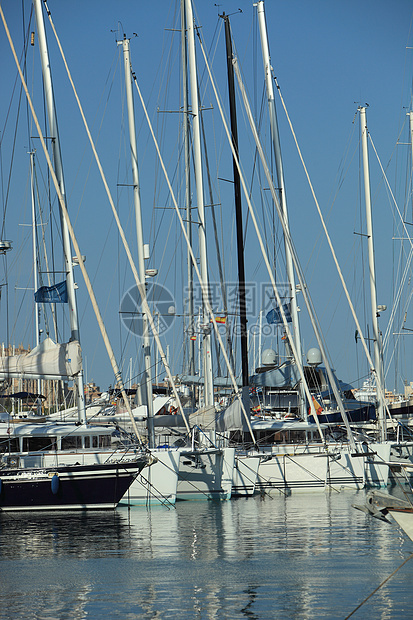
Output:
0,337,82,380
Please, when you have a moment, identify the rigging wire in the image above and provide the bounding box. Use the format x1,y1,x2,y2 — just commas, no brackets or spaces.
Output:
368,133,413,384
344,551,413,619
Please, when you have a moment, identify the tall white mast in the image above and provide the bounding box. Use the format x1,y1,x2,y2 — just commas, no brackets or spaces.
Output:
230,54,356,447
359,106,386,441
410,111,413,190
29,152,40,350
181,0,196,405
120,36,155,447
256,0,305,418
33,0,85,422
184,0,214,409
29,151,42,410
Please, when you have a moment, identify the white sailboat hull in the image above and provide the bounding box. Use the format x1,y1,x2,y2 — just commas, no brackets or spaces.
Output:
176,447,235,501
388,508,413,541
232,454,260,496
363,442,391,487
255,444,367,494
119,448,180,507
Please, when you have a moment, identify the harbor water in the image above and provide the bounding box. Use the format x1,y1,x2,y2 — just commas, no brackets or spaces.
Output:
0,489,412,619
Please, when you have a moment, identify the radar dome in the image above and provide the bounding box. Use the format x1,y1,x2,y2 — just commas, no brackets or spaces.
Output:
307,348,322,366
262,349,277,366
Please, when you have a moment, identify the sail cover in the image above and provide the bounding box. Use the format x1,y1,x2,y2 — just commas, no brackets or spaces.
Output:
215,392,250,432
0,338,82,380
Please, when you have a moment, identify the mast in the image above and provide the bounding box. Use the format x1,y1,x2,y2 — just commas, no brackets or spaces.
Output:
410,111,413,167
33,0,85,423
230,54,356,447
181,1,196,408
120,36,155,448
222,14,249,395
256,0,306,418
359,106,386,441
184,0,214,409
29,150,42,412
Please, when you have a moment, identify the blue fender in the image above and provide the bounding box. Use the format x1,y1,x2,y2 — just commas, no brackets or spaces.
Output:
51,474,60,495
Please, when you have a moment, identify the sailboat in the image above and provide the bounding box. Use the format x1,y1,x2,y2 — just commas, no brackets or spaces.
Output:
206,2,391,493
112,34,180,507
353,106,413,486
80,2,235,503
0,0,153,510
167,0,236,501
0,418,150,511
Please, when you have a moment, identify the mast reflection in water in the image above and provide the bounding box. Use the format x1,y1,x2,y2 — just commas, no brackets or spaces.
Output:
0,491,412,619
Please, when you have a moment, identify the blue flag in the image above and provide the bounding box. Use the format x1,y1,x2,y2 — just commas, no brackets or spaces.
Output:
35,280,68,304
266,303,292,325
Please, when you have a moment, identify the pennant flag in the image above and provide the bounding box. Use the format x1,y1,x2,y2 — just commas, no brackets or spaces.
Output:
266,303,292,325
35,280,68,304
190,336,196,341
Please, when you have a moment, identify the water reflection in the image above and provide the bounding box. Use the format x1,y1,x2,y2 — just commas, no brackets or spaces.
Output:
0,491,412,619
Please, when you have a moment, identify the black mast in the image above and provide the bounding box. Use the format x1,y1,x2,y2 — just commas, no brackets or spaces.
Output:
223,13,249,388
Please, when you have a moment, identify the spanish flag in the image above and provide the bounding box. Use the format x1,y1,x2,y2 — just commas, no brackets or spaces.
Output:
308,396,323,416
213,316,226,324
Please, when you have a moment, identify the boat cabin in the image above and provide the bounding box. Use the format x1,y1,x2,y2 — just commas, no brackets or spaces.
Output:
0,422,115,457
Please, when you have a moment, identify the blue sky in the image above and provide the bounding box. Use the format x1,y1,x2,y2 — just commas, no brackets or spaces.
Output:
1,0,413,396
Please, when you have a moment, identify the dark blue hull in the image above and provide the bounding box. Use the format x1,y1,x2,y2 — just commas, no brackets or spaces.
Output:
0,458,148,511
308,402,376,424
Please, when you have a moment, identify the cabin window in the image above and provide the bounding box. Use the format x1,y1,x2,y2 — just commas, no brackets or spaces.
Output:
0,437,19,453
84,436,90,448
92,436,98,448
61,436,82,450
99,435,111,448
22,436,57,452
